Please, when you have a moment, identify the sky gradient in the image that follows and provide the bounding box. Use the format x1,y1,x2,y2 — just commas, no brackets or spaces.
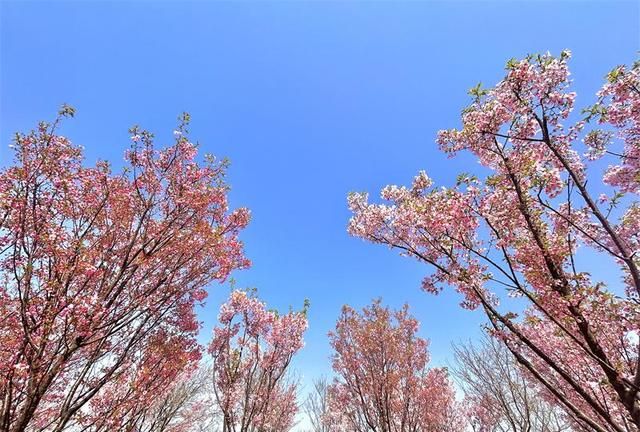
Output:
1,0,639,427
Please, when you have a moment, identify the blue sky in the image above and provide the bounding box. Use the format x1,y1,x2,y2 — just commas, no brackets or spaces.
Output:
1,0,639,422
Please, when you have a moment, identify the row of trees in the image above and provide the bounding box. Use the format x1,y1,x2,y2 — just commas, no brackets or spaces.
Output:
98,289,580,432
135,292,584,432
306,331,580,432
1,50,638,431
121,292,460,432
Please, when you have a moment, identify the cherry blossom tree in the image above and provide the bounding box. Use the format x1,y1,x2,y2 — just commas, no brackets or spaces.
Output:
0,108,250,432
208,290,308,432
326,300,462,432
347,52,640,432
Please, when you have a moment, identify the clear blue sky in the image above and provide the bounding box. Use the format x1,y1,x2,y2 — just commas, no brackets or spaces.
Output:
1,0,638,420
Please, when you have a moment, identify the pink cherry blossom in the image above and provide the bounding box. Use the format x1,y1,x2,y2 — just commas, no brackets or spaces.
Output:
326,300,463,432
348,53,640,432
0,109,249,431
208,290,308,432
